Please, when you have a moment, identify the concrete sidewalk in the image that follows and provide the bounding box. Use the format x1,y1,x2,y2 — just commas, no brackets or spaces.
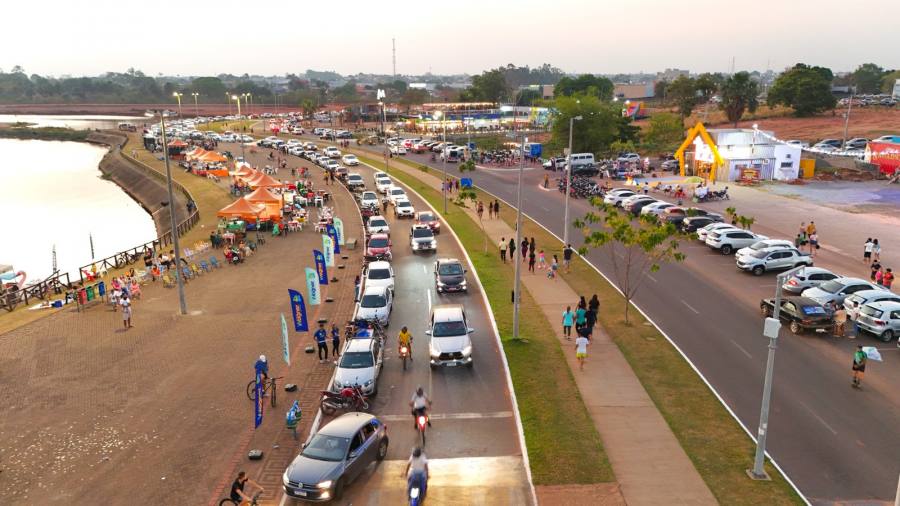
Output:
376,156,717,505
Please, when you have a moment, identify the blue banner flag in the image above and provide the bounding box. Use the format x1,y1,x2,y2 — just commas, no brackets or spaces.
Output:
254,371,263,428
306,267,320,306
326,224,341,254
333,218,345,245
313,249,328,285
322,235,335,267
281,313,290,365
288,289,308,332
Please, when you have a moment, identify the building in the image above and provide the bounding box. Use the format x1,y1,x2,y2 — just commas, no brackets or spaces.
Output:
518,84,555,99
613,83,655,100
675,123,801,182
657,68,690,82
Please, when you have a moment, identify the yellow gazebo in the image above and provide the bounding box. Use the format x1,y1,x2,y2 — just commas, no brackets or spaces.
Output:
674,122,726,183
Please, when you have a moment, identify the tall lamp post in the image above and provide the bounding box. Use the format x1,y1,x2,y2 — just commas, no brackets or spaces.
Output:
841,94,854,148
191,92,200,126
148,111,187,315
172,92,183,117
433,109,448,213
512,132,527,340
563,114,582,247
231,95,246,161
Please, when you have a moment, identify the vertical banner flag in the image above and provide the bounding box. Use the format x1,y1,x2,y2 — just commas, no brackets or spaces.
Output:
333,218,345,245
280,313,290,365
305,267,321,305
313,249,328,285
254,371,263,428
288,289,308,332
326,224,341,254
322,235,335,267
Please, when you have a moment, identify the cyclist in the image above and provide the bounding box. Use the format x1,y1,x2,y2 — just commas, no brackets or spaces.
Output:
403,447,429,500
254,355,269,395
230,471,264,504
409,386,432,429
398,326,413,360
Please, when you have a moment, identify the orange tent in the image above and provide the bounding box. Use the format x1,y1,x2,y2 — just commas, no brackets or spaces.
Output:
217,198,266,221
167,139,188,147
244,187,283,221
185,147,206,159
200,152,228,163
248,173,284,189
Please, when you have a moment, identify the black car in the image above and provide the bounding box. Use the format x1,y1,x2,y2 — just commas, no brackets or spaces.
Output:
629,198,660,216
571,165,599,177
759,296,832,334
681,215,724,233
434,258,467,293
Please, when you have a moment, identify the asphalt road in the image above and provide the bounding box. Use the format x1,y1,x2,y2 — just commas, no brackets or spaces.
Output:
261,143,532,505
341,142,900,504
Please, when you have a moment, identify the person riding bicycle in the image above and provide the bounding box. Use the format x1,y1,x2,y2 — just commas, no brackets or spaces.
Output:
409,386,432,429
398,326,413,360
403,447,429,500
230,471,264,504
254,355,269,394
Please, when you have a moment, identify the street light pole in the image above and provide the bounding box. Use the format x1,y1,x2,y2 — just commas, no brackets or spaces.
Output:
512,132,527,340
442,111,448,214
563,115,582,247
157,113,188,315
842,94,854,147
191,92,200,126
232,95,245,162
173,92,183,117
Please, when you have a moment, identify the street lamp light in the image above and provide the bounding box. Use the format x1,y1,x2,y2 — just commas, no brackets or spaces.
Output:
433,109,448,213
172,92,183,117
191,92,200,127
231,95,246,162
563,115,583,248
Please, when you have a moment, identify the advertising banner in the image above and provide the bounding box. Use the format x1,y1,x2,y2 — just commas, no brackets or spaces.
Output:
322,235,335,266
333,217,345,245
327,224,341,254
288,289,308,332
281,313,290,365
306,267,320,305
313,249,328,285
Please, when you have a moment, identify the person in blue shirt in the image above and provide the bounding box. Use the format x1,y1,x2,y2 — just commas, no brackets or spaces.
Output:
314,323,328,363
254,355,269,395
331,323,341,358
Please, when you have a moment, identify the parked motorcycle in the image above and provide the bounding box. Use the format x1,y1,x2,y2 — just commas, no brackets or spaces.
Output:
320,385,369,415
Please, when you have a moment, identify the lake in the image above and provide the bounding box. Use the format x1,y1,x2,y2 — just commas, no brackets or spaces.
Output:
0,138,157,283
0,114,148,130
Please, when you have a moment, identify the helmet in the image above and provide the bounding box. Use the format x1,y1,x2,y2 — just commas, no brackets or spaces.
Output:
259,355,267,362
401,326,408,333
412,447,422,458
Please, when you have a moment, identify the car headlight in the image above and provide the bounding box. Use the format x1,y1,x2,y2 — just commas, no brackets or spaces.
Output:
317,480,332,489
436,280,445,287
462,345,472,357
430,347,440,358
283,470,290,486
364,379,374,387
429,240,437,248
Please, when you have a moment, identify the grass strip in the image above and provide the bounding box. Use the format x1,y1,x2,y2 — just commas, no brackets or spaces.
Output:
359,155,614,485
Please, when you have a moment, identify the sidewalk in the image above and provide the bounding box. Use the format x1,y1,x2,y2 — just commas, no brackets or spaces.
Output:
377,157,717,505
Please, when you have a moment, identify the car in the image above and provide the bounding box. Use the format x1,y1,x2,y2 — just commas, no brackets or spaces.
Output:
665,207,722,227
325,160,341,172
335,166,349,179
303,150,318,160
303,142,318,151
706,229,768,255
316,155,331,167
543,156,567,171
427,304,474,367
355,285,392,325
801,277,880,306
346,173,365,190
603,190,636,207
375,177,393,194
372,171,388,181
617,153,642,163
785,140,810,148
856,300,900,342
366,216,390,236
282,412,388,502
816,139,843,149
621,195,655,212
332,337,383,395
389,145,407,155
759,296,833,335
394,198,415,218
842,289,900,313
843,138,869,150
641,201,675,216
365,233,392,260
359,191,379,208
681,215,725,234
410,224,437,252
415,211,441,234
324,146,341,158
660,159,680,171
695,222,737,242
736,247,812,275
629,198,660,215
363,260,394,293
781,267,839,293
735,239,795,257
387,187,407,205
342,154,360,166
434,258,467,293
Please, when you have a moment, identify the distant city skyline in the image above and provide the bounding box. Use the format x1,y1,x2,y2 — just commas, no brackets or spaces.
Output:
5,0,897,78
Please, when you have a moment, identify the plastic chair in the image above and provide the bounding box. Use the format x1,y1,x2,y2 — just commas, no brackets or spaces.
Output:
162,274,175,288
209,256,221,269
190,263,203,277
181,266,193,281
200,260,211,272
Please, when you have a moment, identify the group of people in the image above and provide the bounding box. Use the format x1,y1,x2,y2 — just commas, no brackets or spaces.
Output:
107,274,139,330
795,221,821,257
562,295,601,370
863,238,893,288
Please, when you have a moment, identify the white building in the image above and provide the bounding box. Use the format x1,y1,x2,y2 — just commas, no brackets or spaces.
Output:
678,125,801,182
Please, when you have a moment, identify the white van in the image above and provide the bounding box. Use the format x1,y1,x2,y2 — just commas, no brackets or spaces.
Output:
569,153,598,176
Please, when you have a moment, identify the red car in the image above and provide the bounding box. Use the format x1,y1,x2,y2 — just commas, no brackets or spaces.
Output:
415,211,441,234
365,233,392,260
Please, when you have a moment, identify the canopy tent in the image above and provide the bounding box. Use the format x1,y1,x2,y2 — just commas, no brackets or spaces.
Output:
167,139,188,147
244,187,283,220
247,173,284,189
217,198,266,222
185,147,208,160
199,152,228,163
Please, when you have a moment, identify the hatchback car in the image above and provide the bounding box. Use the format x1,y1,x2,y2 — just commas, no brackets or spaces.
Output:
282,413,388,501
356,285,392,325
842,289,900,313
856,300,900,342
434,258,467,293
332,338,383,395
781,267,839,294
365,233,392,260
802,277,879,306
415,211,441,234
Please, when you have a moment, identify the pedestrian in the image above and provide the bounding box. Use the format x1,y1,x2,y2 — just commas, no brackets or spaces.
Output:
863,238,873,264
575,332,590,371
794,233,804,249
575,304,587,333
585,306,597,335
529,237,536,258
331,323,341,358
543,173,549,188
851,345,867,388
883,268,894,289
528,250,536,273
314,323,329,363
477,201,484,220
521,238,528,263
848,301,861,338
120,293,132,329
578,295,587,309
537,249,546,269
508,238,516,261
589,294,600,314
455,179,460,192
870,260,882,282
499,237,507,263
808,232,818,256
562,306,574,339
563,243,573,273
549,254,559,280
833,305,847,337
494,200,500,219
806,221,816,237
872,239,881,262
875,266,884,286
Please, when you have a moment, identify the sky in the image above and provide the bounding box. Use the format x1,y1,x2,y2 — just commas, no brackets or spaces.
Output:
4,0,897,77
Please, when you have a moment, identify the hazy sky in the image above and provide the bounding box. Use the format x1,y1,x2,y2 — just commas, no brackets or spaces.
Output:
5,0,897,77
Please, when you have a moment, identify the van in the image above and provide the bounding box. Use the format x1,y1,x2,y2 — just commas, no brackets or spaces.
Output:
569,153,598,176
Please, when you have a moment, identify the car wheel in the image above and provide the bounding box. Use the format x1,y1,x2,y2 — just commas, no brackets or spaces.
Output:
752,266,765,276
721,245,733,255
880,329,894,343
789,321,802,334
333,478,345,500
376,437,389,461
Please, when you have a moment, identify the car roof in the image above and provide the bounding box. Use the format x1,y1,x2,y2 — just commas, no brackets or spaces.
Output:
432,304,464,321
795,266,832,275
437,257,461,265
867,300,900,310
396,198,412,204
834,277,870,285
367,260,391,270
412,224,431,230
344,338,375,353
319,412,377,437
369,215,387,222
369,233,389,239
362,285,387,295
781,296,824,307
852,289,898,299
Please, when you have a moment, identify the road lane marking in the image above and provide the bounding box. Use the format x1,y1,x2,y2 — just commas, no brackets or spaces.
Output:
426,289,432,310
646,274,658,283
378,411,514,422
422,265,427,274
681,300,700,314
730,339,753,359
539,205,550,211
799,401,838,435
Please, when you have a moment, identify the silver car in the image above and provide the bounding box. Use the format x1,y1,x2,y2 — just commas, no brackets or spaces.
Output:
856,300,900,342
801,277,879,306
283,413,389,501
842,289,900,313
781,267,839,293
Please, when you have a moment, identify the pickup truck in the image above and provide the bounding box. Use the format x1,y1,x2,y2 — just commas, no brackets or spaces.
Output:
736,247,812,275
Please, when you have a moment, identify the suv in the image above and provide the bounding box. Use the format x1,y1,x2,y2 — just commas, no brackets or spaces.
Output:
434,258,467,293
427,304,474,368
410,224,437,252
332,337,383,395
282,413,388,502
363,260,395,293
394,198,415,218
736,247,812,275
355,285,393,326
359,191,379,208
324,146,341,158
856,300,900,342
706,229,768,255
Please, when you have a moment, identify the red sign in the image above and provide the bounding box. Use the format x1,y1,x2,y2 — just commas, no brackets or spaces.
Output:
866,142,900,174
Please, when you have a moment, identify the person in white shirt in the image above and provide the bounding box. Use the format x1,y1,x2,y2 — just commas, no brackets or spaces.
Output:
403,447,429,499
409,386,432,429
575,335,590,371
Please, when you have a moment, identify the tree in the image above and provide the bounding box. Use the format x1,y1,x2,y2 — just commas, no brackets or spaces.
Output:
882,70,900,94
575,203,685,323
461,69,509,102
852,63,886,94
667,75,698,121
399,89,429,112
299,99,316,117
550,94,627,155
554,74,614,101
719,71,759,127
767,64,836,117
188,76,226,100
642,112,684,152
515,88,542,106
654,80,668,101
694,73,723,101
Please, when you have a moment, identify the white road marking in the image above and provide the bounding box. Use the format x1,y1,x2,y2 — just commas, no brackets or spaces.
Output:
730,339,753,359
426,289,432,310
799,401,838,435
422,265,427,274
681,300,700,314
539,205,550,212
378,411,514,422
646,274,658,283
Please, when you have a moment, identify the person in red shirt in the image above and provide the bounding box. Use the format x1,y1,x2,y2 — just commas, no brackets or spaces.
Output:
882,268,894,289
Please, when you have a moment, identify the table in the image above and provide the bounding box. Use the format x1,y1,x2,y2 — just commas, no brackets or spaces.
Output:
222,232,236,245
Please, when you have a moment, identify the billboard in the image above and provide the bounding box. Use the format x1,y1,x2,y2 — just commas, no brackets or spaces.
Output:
865,142,900,175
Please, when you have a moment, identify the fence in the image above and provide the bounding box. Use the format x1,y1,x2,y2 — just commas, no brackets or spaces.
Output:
1,272,72,312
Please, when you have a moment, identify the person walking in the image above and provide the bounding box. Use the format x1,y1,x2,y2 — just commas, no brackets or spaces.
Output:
863,238,874,264
549,254,559,280
575,304,587,334
528,250,536,273
872,238,881,262
563,244,574,273
851,345,867,388
454,179,460,192
870,260,882,282
808,232,818,257
537,249,546,270
120,293,132,330
833,305,847,337
476,201,484,220
883,268,894,289
806,221,816,238
875,266,884,286
848,301,861,338
562,306,574,340
521,238,529,263
331,323,341,359
575,333,590,371
493,200,500,219
508,238,516,263
529,237,536,259
499,237,507,263
314,323,329,363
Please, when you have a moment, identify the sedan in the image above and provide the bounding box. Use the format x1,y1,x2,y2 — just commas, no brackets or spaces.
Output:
759,296,833,335
603,190,636,207
781,267,839,294
394,198,415,218
415,211,441,233
641,202,675,217
359,191,379,208
366,216,390,236
342,154,360,166
282,413,388,502
681,216,724,234
629,198,660,216
387,187,407,205
622,195,655,213
389,145,407,155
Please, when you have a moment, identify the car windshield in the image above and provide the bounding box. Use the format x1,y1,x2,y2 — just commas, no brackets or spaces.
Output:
301,434,350,461
412,228,433,238
860,305,883,318
369,219,387,228
398,201,411,208
391,190,405,196
439,263,463,275
368,238,388,248
360,294,386,308
418,214,434,222
363,192,375,199
817,280,844,294
338,351,374,369
368,268,391,280
377,179,391,185
349,176,362,181
432,320,466,337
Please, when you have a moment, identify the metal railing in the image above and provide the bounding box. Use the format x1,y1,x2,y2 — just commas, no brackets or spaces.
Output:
1,272,72,312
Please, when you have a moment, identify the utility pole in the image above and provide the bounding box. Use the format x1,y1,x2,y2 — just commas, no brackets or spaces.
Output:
512,132,527,341
392,37,397,79
563,115,582,247
191,92,200,125
157,113,188,315
842,93,854,147
172,92,183,117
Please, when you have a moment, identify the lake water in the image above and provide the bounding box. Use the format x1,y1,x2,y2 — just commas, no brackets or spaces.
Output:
0,114,148,130
0,139,157,283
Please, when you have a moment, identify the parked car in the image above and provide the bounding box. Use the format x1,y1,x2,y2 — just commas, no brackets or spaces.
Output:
664,207,722,227
736,247,812,275
781,267,839,294
759,296,833,334
434,258,467,293
641,201,675,216
427,304,474,367
681,216,725,234
365,233,392,260
355,285,393,325
735,239,795,257
359,191,379,208
342,154,360,166
366,216,390,236
363,260,394,293
332,337,384,395
603,190,636,207
785,140,810,148
629,198,660,216
543,156,567,171
842,289,900,313
622,196,656,213
394,198,415,218
843,138,869,150
389,145,407,155
856,300,900,342
696,223,738,242
706,229,769,255
617,153,642,163
282,413,389,501
802,277,880,306
415,211,441,234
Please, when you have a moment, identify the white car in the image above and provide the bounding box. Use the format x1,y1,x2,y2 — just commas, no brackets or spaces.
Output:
366,216,390,236
346,173,365,190
363,260,394,293
696,223,738,243
735,239,795,257
324,146,341,158
617,153,642,163
372,171,388,181
342,154,359,166
603,190,636,207
394,198,415,218
331,337,382,395
375,177,393,194
706,229,768,255
325,160,341,172
359,191,379,208
388,187,408,205
781,267,839,294
427,304,474,368
842,289,900,313
389,145,407,155
410,224,437,252
355,285,393,326
641,201,675,216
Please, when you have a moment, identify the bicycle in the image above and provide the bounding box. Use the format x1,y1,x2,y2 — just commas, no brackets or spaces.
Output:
246,376,283,408
219,491,262,506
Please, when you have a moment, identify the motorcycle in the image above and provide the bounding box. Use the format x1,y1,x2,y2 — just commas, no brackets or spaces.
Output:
399,344,410,371
415,408,429,446
408,472,427,506
320,385,369,415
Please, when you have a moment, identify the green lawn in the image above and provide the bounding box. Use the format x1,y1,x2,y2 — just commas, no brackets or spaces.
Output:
360,155,615,486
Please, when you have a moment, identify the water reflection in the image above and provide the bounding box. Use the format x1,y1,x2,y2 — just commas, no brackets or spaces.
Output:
0,114,148,130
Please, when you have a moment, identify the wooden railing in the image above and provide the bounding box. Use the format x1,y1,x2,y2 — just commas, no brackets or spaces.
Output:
1,272,72,312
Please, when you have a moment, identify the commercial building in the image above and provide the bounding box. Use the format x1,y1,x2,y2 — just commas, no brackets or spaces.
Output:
613,83,655,100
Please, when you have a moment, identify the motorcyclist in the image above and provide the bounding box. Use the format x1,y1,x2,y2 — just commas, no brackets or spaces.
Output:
382,197,390,214
403,447,429,501
398,326,413,360
409,386,432,429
